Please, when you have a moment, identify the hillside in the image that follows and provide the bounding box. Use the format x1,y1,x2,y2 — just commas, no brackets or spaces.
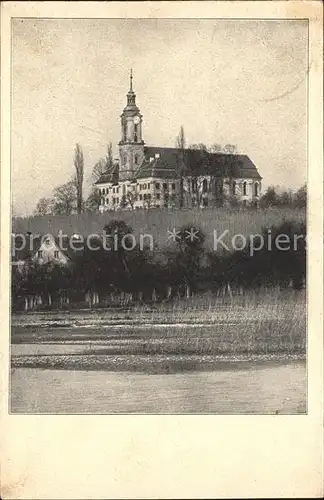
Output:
12,207,306,251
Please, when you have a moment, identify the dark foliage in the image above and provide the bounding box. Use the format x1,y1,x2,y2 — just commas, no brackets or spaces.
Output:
12,218,306,309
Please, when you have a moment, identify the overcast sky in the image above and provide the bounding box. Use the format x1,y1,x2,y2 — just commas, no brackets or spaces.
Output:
12,18,308,215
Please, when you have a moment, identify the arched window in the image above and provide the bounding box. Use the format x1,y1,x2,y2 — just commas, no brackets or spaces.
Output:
123,121,127,141
243,181,247,196
134,154,138,165
98,189,102,195
216,180,223,196
254,182,259,197
191,179,196,192
232,181,236,195
202,178,208,193
134,124,138,142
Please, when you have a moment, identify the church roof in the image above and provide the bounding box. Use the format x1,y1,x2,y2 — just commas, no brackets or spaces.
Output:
135,153,178,180
135,146,262,181
95,163,119,185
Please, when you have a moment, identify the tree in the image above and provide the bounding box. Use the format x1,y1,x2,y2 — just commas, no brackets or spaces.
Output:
71,238,106,307
278,190,293,206
52,180,77,215
92,142,114,182
223,144,237,154
294,184,307,208
143,194,153,210
101,220,134,291
85,187,101,212
170,224,206,297
34,197,54,216
259,186,279,208
187,143,212,207
120,191,136,210
210,143,222,154
74,143,84,214
176,126,185,208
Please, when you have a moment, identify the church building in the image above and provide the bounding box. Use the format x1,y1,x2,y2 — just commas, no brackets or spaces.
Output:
96,72,262,210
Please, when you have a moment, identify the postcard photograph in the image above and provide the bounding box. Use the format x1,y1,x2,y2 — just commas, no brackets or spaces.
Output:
10,16,308,415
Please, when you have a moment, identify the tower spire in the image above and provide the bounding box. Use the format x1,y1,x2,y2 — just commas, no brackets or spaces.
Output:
126,69,136,107
130,68,133,92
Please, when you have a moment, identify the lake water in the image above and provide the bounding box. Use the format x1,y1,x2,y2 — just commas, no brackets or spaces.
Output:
10,361,306,414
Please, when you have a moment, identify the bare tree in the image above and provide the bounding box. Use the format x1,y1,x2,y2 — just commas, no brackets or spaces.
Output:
143,194,153,210
74,143,84,214
85,187,101,212
187,143,210,208
223,144,237,154
92,142,114,182
119,189,137,210
210,143,222,154
34,197,54,216
176,126,185,208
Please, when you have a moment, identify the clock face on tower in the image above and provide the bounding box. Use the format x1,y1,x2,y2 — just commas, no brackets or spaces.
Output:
133,115,140,125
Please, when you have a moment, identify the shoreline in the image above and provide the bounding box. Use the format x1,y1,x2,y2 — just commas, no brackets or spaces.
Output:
11,352,306,374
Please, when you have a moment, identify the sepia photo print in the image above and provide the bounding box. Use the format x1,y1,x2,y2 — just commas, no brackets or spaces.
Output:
10,16,308,415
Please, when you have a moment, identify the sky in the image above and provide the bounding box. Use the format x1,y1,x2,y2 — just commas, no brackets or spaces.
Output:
12,18,308,215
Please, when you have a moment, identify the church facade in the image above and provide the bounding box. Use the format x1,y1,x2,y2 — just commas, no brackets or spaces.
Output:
96,72,262,211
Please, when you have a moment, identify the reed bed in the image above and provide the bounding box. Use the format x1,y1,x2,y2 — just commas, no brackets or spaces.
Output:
12,289,306,363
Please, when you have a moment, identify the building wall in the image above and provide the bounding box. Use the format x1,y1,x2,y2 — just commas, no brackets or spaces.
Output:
98,177,180,211
32,235,69,265
97,171,261,211
223,178,261,202
119,143,144,181
98,175,261,211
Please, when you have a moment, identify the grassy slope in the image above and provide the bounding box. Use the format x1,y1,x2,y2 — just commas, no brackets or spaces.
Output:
13,207,306,249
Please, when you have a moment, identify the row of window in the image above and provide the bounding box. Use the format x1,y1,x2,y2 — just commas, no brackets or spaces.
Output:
100,181,259,199
191,179,208,193
99,182,177,196
137,182,177,191
38,250,59,259
99,187,118,195
190,179,259,197
122,154,140,165
139,193,152,201
122,124,139,144
232,181,259,197
102,192,165,205
157,182,176,191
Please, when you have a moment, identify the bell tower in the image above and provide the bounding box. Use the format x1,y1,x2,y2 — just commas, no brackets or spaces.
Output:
119,70,145,181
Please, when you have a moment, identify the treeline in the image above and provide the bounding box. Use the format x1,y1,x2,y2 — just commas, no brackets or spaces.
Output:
12,219,306,311
259,185,306,209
